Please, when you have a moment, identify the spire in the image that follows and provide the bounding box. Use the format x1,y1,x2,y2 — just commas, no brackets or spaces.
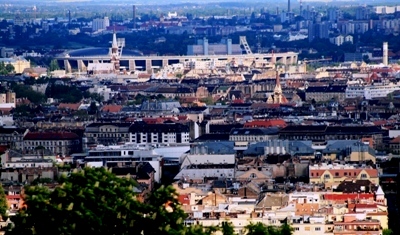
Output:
275,70,281,88
112,25,118,49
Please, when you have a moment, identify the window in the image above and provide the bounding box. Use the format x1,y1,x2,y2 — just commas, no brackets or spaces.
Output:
324,174,330,179
305,227,310,231
335,172,339,176
294,227,299,231
311,173,314,177
361,173,367,179
250,173,257,179
315,227,321,231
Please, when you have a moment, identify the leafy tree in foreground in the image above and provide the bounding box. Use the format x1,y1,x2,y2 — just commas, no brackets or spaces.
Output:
0,184,8,218
221,221,236,235
244,222,293,235
7,167,294,235
7,167,145,235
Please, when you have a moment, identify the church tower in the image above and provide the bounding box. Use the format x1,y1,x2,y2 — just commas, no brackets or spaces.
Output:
267,70,288,104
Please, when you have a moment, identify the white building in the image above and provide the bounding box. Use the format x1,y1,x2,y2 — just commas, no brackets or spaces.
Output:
346,83,400,99
129,122,190,145
88,85,115,101
92,17,110,32
85,144,163,182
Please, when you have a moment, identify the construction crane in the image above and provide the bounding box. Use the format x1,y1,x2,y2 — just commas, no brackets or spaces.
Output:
240,36,252,55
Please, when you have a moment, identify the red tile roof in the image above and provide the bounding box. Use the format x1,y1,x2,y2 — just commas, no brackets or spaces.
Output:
58,102,81,111
390,136,400,144
178,194,190,205
323,193,374,201
244,119,287,128
101,105,123,113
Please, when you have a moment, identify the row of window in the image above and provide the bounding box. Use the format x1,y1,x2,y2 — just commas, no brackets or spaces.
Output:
293,227,321,231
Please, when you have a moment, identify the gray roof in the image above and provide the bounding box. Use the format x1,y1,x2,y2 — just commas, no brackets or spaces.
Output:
174,168,235,180
255,194,289,209
322,140,375,156
190,141,236,155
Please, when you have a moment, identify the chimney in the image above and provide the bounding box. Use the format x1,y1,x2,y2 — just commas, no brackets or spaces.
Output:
383,42,388,66
288,0,291,13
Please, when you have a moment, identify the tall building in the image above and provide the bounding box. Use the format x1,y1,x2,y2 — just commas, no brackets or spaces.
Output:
327,7,342,22
383,42,388,66
132,5,136,29
356,6,370,20
92,17,110,32
308,22,329,42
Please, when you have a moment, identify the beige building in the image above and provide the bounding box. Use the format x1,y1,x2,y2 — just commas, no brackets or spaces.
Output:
309,163,379,188
0,91,16,108
0,57,30,74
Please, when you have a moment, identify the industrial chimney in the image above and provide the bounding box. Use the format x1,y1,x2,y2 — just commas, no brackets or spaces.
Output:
383,42,388,66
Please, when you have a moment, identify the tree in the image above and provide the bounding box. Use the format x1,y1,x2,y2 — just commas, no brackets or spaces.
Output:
49,59,60,72
383,229,393,235
87,101,98,115
7,167,145,235
5,64,14,73
244,222,269,235
0,184,8,218
279,222,294,235
7,168,200,235
220,221,236,235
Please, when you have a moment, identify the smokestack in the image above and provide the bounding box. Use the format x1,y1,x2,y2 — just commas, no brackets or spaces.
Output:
300,0,303,16
133,5,136,29
288,0,291,13
383,42,388,66
68,10,71,25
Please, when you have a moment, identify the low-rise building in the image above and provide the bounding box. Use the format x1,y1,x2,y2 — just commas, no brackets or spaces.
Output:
23,132,81,156
309,163,379,189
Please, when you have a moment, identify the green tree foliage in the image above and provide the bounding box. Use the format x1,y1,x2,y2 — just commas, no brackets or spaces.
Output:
7,167,295,235
0,62,14,75
221,221,236,235
7,167,145,235
0,184,8,217
244,222,293,235
383,228,393,235
49,59,60,72
11,84,46,104
45,83,83,103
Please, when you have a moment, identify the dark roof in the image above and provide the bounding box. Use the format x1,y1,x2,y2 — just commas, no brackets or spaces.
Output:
129,122,189,133
178,106,208,113
212,180,233,189
325,126,384,135
334,180,378,193
230,127,279,135
279,125,328,133
229,103,252,107
306,85,347,93
210,123,244,134
193,133,230,142
86,122,133,128
24,132,80,140
0,127,25,134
